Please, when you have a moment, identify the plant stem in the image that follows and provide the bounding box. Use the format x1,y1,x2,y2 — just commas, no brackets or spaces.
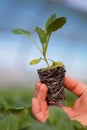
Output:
44,56,50,67
25,32,51,67
42,33,51,67
44,33,51,56
27,35,50,67
26,35,43,55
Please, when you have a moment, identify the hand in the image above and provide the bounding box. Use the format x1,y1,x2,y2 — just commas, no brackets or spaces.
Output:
32,77,87,126
62,76,87,126
32,82,49,123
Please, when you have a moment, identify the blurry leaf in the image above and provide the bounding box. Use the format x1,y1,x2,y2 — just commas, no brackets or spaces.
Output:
10,106,25,110
52,61,64,67
0,114,18,130
0,88,86,130
0,98,11,110
30,58,42,65
46,17,66,33
35,26,47,44
72,120,87,130
63,89,77,107
18,107,40,129
0,114,4,120
12,28,31,36
45,13,56,29
48,106,74,130
19,114,39,129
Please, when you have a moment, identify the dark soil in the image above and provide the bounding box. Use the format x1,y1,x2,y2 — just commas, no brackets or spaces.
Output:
38,66,66,105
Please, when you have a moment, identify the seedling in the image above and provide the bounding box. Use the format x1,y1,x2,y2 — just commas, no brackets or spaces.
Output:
13,13,66,104
12,13,66,67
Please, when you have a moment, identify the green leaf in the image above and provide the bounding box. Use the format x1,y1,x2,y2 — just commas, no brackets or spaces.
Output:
48,106,74,130
12,28,31,36
52,61,64,67
19,112,39,129
0,114,18,130
72,120,86,130
46,17,66,33
45,13,56,29
35,26,47,44
0,98,11,110
30,58,42,65
10,106,25,110
0,114,4,120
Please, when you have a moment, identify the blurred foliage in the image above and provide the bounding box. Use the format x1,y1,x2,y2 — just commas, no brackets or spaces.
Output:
0,87,87,130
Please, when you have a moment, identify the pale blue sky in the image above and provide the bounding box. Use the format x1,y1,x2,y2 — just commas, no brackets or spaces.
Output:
0,0,87,85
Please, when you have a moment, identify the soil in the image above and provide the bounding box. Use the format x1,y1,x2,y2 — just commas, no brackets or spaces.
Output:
38,65,66,105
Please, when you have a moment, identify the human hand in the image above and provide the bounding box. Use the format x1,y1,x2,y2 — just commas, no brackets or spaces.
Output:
32,77,87,126
62,76,87,126
32,82,49,123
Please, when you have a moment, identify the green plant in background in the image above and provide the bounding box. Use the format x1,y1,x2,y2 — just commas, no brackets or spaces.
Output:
12,13,66,68
0,88,87,130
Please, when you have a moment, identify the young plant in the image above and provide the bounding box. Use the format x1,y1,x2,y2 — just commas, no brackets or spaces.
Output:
12,13,66,68
12,13,66,105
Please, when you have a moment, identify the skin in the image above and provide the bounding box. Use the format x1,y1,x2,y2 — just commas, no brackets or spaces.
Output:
32,76,87,126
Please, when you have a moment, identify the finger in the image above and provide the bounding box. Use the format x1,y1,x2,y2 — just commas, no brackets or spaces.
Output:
34,111,48,123
44,110,49,119
39,84,48,101
40,101,48,113
32,98,40,114
32,98,48,123
64,76,87,96
34,82,41,97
